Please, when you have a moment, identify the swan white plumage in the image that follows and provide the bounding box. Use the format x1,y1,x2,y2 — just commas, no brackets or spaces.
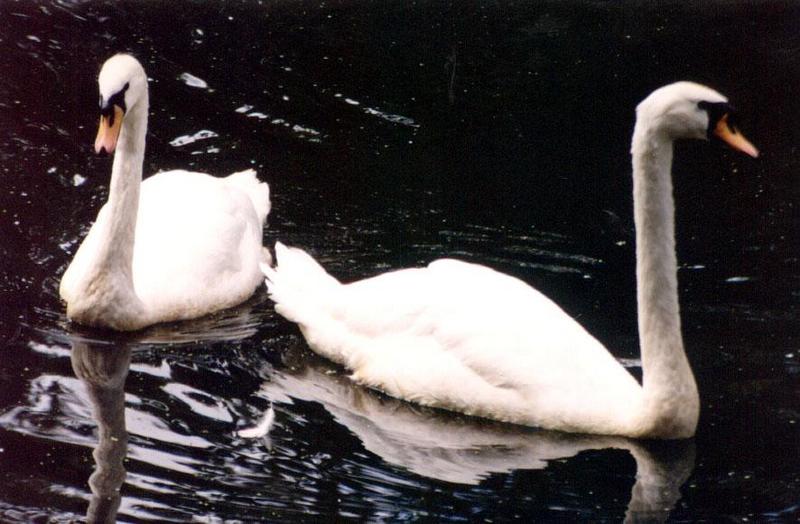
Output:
262,82,758,439
60,54,271,331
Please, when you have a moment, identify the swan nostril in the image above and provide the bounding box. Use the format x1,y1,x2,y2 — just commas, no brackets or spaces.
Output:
103,108,116,128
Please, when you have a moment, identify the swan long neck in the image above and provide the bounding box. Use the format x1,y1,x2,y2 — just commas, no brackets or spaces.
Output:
96,99,148,283
630,121,698,433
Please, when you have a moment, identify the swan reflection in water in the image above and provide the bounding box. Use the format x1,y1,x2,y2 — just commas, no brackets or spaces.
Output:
70,334,695,523
62,294,268,523
70,339,130,524
256,344,696,523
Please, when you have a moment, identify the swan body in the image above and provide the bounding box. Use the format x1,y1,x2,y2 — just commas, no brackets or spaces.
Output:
60,54,270,331
264,81,757,439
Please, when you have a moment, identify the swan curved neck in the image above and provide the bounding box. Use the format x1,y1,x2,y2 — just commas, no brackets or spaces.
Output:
103,103,147,274
76,97,149,329
631,124,698,435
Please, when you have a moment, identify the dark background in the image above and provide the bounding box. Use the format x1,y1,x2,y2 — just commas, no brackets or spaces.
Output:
0,1,797,521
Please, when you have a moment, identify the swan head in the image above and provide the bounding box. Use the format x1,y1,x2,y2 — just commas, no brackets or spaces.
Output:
635,81,758,157
95,54,148,154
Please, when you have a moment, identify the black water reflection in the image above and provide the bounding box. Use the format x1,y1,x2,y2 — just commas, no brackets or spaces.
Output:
262,348,696,523
0,0,798,521
70,340,129,524
66,333,695,523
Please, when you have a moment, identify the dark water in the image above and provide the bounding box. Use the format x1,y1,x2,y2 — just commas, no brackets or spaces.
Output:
1,1,798,521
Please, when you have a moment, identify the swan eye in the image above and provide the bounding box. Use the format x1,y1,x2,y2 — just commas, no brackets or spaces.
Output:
100,82,130,116
697,101,734,137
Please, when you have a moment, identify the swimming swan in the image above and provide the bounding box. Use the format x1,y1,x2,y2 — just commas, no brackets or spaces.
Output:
262,82,758,438
60,54,270,331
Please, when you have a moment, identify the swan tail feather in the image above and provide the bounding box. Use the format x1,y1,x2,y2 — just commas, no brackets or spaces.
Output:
226,169,271,226
261,242,340,322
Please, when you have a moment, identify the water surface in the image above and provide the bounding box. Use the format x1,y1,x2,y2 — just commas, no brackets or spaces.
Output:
1,1,798,521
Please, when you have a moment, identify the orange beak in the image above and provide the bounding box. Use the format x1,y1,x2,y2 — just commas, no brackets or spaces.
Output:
714,113,759,158
94,105,124,154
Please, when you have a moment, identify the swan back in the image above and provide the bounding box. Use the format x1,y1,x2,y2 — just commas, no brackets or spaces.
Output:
264,245,646,435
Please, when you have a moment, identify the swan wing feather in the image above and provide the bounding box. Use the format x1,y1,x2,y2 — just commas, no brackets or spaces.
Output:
132,169,267,319
267,247,642,430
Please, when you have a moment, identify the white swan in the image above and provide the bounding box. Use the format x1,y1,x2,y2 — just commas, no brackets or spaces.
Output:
60,54,270,331
262,82,758,439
